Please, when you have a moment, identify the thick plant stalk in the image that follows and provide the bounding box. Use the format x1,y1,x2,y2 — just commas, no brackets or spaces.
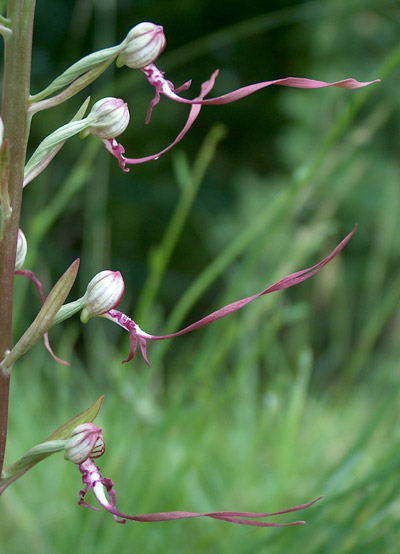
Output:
0,0,36,475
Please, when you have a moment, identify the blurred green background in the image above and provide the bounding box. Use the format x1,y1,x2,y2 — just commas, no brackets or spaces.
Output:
2,0,400,552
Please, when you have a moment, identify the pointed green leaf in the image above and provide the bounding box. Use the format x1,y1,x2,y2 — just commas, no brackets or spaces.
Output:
2,259,80,371
46,394,104,441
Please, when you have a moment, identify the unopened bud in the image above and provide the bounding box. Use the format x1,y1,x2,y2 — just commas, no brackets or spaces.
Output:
116,22,166,69
81,270,125,323
83,97,130,140
0,117,4,148
15,229,27,271
64,423,105,464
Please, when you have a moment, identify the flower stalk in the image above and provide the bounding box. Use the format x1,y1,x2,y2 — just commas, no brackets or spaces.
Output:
0,0,36,475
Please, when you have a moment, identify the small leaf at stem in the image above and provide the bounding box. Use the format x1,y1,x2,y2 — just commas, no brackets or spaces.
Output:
1,259,80,371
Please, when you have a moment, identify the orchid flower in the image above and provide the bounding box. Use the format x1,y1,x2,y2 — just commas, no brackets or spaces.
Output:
65,423,323,526
141,63,380,123
79,226,356,367
14,229,68,366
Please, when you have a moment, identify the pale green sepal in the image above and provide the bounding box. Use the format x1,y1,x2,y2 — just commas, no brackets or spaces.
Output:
24,99,91,186
1,259,80,371
30,44,122,103
0,395,104,495
80,307,91,323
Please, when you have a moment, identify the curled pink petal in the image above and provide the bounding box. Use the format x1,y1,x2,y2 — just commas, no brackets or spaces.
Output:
78,458,323,526
142,63,380,108
104,70,219,172
15,269,69,366
102,226,356,366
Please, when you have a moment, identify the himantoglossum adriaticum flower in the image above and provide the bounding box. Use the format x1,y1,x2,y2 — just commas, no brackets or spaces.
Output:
53,226,356,367
64,422,324,526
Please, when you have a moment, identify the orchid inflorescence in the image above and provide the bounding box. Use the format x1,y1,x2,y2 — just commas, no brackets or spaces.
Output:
0,12,379,533
23,22,379,186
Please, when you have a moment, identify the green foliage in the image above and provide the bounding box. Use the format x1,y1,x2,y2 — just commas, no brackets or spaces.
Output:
2,0,400,552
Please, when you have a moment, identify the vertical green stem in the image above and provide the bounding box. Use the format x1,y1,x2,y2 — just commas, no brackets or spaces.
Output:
0,0,36,476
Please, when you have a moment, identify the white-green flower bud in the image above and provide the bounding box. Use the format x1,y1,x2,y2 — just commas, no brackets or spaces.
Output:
0,117,4,148
82,97,130,140
15,229,27,271
81,270,125,323
116,22,166,69
64,423,105,464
